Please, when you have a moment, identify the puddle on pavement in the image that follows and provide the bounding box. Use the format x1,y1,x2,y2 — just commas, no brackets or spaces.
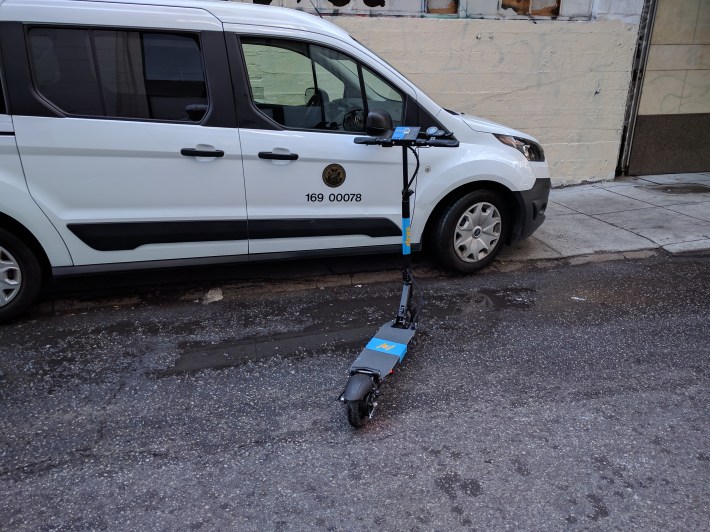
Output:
476,288,536,310
643,184,710,195
158,325,374,375
427,287,535,318
154,287,535,376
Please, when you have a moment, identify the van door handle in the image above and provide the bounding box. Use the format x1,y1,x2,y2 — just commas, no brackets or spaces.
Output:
258,151,299,161
181,148,225,158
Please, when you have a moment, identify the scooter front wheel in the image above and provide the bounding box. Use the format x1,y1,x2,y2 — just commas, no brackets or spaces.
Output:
346,394,375,428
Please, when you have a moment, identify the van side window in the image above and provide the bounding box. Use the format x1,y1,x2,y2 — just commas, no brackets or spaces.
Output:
27,28,208,122
241,38,403,132
0,77,6,115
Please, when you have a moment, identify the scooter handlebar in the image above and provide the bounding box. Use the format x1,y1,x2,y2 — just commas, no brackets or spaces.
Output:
354,136,459,148
422,138,459,148
354,136,391,146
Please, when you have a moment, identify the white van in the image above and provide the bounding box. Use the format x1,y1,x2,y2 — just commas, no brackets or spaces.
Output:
0,0,550,321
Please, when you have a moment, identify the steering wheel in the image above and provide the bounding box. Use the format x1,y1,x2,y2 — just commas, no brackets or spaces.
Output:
342,108,365,132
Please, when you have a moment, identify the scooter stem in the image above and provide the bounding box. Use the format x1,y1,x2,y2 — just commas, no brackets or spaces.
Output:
401,145,413,271
394,145,416,329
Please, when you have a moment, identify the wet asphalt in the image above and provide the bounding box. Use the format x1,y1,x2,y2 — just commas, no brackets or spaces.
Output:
1,254,709,530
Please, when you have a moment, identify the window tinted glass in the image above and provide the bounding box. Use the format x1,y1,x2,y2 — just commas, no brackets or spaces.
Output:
29,28,103,116
28,28,207,121
0,76,6,115
362,66,404,122
241,37,403,132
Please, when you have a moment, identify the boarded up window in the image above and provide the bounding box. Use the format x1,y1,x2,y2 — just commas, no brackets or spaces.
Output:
531,0,560,16
501,0,529,15
243,0,572,18
501,0,560,16
427,0,459,14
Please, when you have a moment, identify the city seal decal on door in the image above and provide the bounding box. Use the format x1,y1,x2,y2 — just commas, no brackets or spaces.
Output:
322,164,346,188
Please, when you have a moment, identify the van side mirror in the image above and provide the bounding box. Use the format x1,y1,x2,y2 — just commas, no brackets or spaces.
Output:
366,110,393,137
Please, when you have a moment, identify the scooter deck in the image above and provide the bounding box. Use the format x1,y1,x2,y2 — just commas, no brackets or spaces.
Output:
349,321,416,378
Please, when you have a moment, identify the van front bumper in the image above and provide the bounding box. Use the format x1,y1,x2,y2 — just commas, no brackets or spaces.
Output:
511,177,551,241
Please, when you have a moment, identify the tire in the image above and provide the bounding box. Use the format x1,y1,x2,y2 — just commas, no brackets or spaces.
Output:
346,395,372,429
433,189,509,273
0,228,43,323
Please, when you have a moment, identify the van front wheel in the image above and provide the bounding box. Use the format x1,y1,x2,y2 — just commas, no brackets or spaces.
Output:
434,190,509,273
0,228,43,322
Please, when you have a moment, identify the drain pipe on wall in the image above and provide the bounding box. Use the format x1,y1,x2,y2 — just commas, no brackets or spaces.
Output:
617,0,658,176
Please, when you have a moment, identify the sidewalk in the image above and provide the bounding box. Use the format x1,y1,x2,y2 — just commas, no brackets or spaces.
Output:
501,172,710,262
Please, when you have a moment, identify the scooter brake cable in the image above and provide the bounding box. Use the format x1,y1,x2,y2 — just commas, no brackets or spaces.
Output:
405,145,420,192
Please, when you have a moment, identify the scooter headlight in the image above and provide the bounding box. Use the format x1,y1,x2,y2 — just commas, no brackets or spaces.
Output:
494,134,545,162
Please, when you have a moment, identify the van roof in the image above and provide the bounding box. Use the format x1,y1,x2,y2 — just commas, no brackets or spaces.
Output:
0,0,353,42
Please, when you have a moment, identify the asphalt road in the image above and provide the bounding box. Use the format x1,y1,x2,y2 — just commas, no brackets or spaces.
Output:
1,254,709,530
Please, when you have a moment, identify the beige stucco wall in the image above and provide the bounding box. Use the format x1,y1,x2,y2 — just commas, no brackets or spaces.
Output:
333,17,640,185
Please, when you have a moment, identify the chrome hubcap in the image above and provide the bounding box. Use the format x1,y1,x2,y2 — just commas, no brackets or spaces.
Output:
453,202,502,263
0,245,22,307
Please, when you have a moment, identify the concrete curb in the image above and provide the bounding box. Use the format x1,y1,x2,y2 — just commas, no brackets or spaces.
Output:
35,249,664,317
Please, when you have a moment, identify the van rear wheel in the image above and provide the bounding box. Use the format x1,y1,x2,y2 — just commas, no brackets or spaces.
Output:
433,190,509,273
0,228,43,322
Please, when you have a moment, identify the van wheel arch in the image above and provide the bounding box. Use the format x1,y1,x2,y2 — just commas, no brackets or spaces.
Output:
0,214,51,321
0,213,51,278
422,181,519,254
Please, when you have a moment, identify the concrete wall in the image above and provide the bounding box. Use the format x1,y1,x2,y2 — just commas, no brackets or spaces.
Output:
638,0,710,116
334,17,638,185
245,0,642,21
234,1,644,185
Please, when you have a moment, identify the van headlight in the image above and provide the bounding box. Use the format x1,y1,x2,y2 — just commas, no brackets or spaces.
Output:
494,134,545,162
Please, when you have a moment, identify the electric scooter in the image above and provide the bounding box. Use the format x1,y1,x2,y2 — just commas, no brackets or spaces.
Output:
339,111,459,428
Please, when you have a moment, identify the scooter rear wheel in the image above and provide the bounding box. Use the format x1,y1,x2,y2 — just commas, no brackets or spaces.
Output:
346,394,374,428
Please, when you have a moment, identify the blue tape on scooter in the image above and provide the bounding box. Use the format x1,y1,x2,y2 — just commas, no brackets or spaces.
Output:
402,217,411,255
366,338,408,360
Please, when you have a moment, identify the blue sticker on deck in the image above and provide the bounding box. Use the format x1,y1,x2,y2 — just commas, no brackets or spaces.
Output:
366,338,408,360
